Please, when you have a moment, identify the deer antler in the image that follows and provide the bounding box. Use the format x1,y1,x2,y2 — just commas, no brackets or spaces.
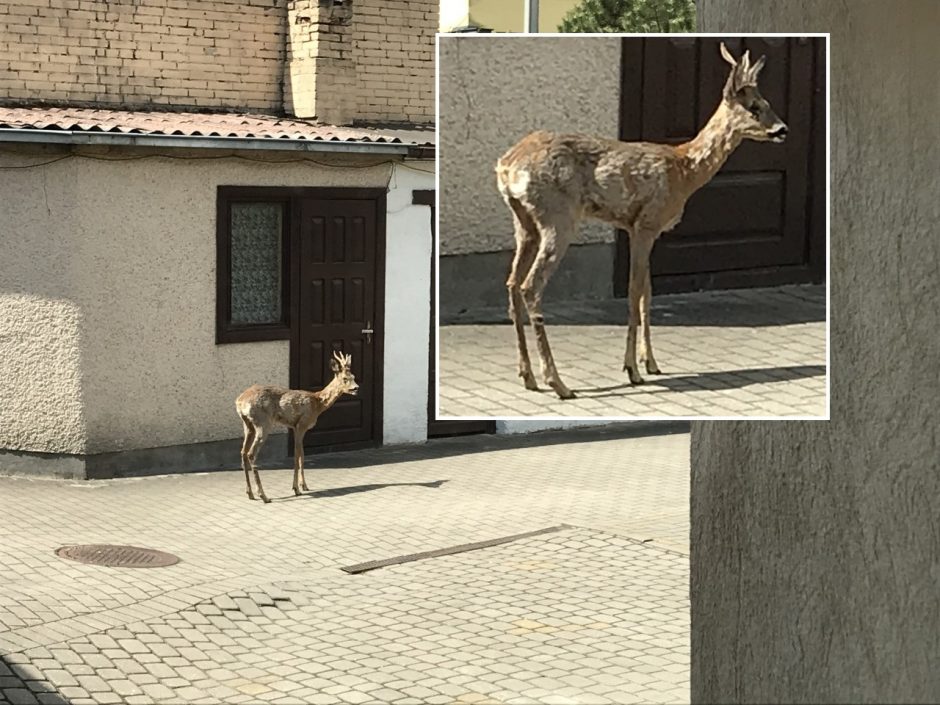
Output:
332,350,352,368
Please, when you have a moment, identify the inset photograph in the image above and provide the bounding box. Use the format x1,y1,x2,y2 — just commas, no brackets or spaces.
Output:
437,34,828,418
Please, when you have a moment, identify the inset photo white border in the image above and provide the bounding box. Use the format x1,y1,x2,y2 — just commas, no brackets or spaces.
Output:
433,32,830,422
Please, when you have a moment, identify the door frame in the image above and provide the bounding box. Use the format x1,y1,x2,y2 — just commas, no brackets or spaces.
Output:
415,189,496,438
614,36,827,296
287,186,387,454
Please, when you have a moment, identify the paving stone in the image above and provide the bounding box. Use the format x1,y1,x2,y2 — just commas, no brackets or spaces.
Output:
0,427,690,705
441,284,825,418
3,688,40,705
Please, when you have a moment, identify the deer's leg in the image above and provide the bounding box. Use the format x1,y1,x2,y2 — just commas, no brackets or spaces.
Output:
639,269,661,375
240,417,256,500
297,428,311,492
247,426,270,504
292,426,312,495
521,215,575,400
623,235,654,385
506,199,539,391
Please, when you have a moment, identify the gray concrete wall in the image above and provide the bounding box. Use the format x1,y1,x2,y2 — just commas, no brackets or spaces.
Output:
437,35,622,310
692,2,940,703
437,35,621,256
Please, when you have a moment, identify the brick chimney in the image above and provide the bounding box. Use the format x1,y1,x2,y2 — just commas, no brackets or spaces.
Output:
285,0,356,124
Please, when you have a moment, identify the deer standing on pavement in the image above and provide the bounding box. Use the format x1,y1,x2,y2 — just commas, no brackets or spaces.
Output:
236,351,359,503
497,42,788,399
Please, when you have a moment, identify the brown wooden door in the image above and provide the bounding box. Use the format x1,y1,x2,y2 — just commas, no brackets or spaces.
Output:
416,190,495,438
294,191,385,449
617,36,825,293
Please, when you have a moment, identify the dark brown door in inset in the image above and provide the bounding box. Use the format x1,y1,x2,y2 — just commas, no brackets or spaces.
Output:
296,195,383,449
617,36,824,293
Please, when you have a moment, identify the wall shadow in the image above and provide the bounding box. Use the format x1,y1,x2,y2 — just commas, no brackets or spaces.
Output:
570,364,825,399
442,285,826,328
0,652,69,704
255,421,690,473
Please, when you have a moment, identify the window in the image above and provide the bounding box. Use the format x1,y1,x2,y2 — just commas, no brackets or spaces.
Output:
216,188,291,343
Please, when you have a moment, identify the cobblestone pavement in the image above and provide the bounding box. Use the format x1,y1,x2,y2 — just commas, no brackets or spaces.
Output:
438,285,826,419
0,426,689,705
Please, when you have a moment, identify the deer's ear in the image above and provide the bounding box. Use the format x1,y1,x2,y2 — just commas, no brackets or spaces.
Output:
330,358,341,373
719,42,737,68
748,54,766,81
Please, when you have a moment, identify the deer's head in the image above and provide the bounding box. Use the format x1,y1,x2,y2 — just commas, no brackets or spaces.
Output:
719,42,788,144
330,350,359,396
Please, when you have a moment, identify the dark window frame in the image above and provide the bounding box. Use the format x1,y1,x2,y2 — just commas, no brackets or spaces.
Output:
216,186,292,344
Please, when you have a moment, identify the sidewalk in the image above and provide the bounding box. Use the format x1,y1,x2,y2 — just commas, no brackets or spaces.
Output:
0,425,689,705
438,284,826,418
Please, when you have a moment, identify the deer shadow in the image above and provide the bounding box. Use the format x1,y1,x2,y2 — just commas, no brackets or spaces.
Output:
275,479,449,502
570,364,825,399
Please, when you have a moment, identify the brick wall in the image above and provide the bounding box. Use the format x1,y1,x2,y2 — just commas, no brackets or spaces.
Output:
0,0,286,112
0,0,436,124
354,0,436,124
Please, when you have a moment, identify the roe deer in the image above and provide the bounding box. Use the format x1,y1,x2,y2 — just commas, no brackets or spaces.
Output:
235,350,358,503
497,42,788,399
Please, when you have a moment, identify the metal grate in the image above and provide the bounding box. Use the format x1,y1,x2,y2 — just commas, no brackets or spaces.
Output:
55,544,180,568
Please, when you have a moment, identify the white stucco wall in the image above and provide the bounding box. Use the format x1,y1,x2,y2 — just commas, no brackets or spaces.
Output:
496,420,606,434
0,147,434,455
382,163,435,445
438,35,622,256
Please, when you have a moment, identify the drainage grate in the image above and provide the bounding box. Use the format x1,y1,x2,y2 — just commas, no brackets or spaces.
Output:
55,544,180,568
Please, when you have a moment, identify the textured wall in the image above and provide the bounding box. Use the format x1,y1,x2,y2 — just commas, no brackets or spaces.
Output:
382,163,435,445
0,0,436,124
354,0,437,124
0,0,286,112
692,1,940,703
438,36,621,255
0,147,400,455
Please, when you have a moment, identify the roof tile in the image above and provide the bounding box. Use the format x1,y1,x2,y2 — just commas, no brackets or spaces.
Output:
0,106,435,147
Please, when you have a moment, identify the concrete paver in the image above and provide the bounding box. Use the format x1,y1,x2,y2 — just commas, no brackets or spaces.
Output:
439,284,826,418
0,426,690,704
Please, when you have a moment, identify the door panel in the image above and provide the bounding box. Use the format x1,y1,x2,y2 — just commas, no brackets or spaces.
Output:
297,197,381,448
617,36,823,291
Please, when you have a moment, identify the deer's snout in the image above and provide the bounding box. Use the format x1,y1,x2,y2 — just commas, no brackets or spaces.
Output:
347,383,359,396
768,122,788,142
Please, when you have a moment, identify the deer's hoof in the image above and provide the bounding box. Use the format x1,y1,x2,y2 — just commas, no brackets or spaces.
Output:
247,494,255,501
627,370,646,385
646,363,663,375
553,385,576,400
520,370,538,391
261,495,271,504
293,488,302,497
301,484,310,492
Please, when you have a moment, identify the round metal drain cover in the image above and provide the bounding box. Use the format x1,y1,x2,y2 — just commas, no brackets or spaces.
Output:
55,544,180,568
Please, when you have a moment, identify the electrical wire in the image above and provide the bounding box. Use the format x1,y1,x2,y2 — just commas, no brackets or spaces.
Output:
0,147,436,173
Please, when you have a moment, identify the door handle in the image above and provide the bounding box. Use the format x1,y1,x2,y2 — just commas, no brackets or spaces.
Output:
361,321,373,344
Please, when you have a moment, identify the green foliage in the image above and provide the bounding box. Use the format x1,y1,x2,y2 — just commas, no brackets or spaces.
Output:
558,0,696,33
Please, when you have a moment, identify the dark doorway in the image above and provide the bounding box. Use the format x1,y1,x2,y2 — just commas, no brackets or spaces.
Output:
616,36,826,294
416,189,496,438
292,189,386,450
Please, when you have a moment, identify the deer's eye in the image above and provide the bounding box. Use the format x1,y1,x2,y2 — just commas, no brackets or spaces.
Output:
748,104,761,117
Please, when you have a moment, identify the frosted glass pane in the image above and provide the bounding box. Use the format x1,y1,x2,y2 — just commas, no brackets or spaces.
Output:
230,202,283,325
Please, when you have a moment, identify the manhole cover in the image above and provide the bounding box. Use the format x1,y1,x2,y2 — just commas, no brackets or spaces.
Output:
55,544,180,568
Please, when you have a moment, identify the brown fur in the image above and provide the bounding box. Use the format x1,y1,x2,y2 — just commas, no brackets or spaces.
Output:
497,43,788,398
235,351,358,503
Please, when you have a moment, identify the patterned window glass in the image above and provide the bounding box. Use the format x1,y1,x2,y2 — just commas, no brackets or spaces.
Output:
230,202,284,325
